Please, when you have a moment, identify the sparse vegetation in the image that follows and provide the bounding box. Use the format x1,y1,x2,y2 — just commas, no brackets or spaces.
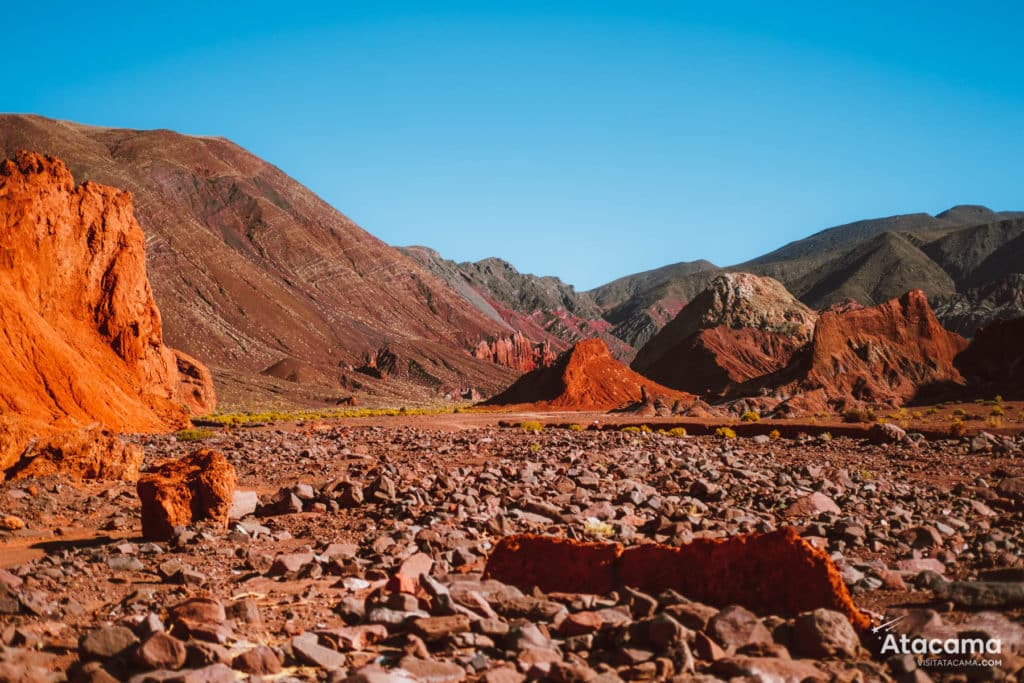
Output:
926,407,939,416
583,518,615,538
175,427,214,442
855,467,874,481
739,410,760,422
715,426,737,439
950,418,966,437
665,427,688,438
991,405,1005,417
987,416,1002,429
568,423,584,431
520,421,544,433
204,405,459,426
621,425,652,434
769,429,781,440
843,408,875,423
529,443,541,453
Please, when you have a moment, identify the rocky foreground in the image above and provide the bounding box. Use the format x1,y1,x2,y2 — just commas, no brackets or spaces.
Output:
1,422,1023,682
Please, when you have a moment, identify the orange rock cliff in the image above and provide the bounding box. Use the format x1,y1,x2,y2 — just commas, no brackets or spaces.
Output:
0,151,216,473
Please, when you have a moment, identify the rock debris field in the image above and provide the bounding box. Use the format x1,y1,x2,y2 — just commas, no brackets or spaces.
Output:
1,420,1023,682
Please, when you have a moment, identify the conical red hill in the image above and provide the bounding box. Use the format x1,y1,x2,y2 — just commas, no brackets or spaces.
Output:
0,151,216,473
483,338,693,411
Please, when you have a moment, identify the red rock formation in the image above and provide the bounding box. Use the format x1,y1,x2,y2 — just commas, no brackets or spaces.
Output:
955,317,1024,400
482,339,693,412
656,326,806,397
632,274,816,396
472,331,556,372
484,528,869,632
0,151,217,473
137,449,237,541
4,425,144,481
796,290,966,407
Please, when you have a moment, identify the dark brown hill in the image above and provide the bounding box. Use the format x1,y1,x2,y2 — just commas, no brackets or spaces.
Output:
955,317,1024,400
0,115,515,407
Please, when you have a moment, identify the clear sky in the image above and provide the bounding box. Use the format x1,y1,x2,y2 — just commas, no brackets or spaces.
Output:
6,1,1023,289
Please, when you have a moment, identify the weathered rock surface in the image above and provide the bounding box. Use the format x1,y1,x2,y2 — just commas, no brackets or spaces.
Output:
4,425,143,481
136,449,237,540
484,528,870,631
472,331,556,373
793,290,966,408
632,273,817,396
483,339,693,411
0,151,216,473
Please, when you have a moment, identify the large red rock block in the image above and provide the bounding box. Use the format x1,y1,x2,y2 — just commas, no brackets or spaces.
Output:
4,425,143,481
137,449,237,541
0,151,217,474
484,528,870,632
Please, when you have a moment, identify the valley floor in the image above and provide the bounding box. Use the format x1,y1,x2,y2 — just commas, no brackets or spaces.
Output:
1,416,1022,681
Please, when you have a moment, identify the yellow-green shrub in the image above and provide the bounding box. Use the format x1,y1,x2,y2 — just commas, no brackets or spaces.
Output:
175,428,214,442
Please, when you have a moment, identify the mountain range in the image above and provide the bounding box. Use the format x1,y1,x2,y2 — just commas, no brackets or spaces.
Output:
3,114,1021,407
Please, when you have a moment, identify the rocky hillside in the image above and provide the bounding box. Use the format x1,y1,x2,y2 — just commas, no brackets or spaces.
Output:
0,115,516,407
587,260,721,348
594,206,1024,346
0,151,215,471
782,290,968,411
631,274,817,396
401,246,632,361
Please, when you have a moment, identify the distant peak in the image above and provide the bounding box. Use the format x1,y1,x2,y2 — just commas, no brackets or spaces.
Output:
936,204,995,220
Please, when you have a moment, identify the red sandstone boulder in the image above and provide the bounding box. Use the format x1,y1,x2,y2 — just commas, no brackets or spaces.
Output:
482,338,693,412
484,528,869,632
0,151,217,473
137,449,237,541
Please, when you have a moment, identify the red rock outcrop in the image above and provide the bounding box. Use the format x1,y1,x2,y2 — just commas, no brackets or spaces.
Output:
4,425,144,481
0,151,217,474
136,449,237,541
794,290,967,407
955,316,1024,400
632,274,817,396
484,528,869,632
482,339,693,412
472,331,556,373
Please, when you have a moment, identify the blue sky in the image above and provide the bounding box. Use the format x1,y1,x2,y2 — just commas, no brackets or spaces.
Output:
7,2,1023,289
